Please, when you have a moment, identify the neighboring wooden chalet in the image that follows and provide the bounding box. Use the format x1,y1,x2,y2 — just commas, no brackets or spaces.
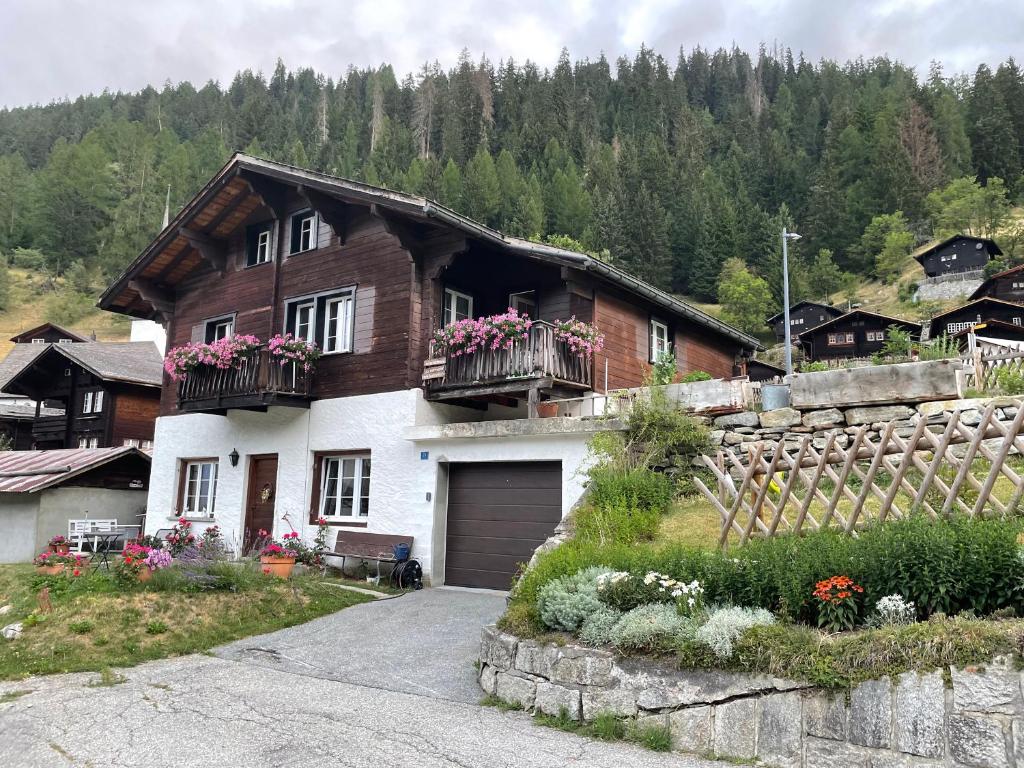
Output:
9,322,91,345
766,301,844,342
969,263,1024,302
927,297,1024,339
913,235,1002,278
952,319,1024,348
0,447,150,564
94,153,762,592
747,359,786,382
798,310,921,363
0,342,162,450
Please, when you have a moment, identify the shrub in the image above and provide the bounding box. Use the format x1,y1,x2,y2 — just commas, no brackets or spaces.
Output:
651,352,677,385
68,620,94,635
680,370,712,383
574,501,662,545
585,466,675,517
694,606,775,659
801,361,829,372
609,603,694,652
536,566,610,631
578,607,622,646
995,366,1024,395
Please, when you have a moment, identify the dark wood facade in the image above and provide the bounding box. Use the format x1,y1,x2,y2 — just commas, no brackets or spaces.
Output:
928,298,1024,339
100,155,760,416
798,310,921,362
766,301,843,342
914,235,1002,278
970,263,1024,302
9,323,90,345
2,348,160,449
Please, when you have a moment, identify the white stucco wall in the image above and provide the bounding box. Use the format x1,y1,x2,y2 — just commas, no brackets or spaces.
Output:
146,388,601,584
36,488,148,552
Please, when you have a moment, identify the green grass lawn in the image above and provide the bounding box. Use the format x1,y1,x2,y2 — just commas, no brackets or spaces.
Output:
0,564,378,680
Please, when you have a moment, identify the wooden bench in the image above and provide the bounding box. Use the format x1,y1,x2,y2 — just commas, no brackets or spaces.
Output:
68,519,119,553
326,531,414,583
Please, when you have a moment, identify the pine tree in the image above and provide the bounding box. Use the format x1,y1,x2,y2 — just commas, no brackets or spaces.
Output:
440,158,464,210
463,147,501,226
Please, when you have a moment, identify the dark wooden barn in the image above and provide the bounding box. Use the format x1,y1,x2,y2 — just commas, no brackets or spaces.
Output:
766,301,844,342
798,310,921,363
927,297,1024,339
913,235,1002,278
969,263,1024,302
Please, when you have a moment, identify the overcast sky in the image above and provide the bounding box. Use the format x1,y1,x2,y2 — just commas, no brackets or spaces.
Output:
2,0,1022,108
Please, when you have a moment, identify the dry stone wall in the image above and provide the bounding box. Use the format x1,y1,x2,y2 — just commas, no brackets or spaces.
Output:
701,396,1021,461
480,627,1024,767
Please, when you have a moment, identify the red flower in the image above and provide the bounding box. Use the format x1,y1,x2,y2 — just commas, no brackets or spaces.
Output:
72,569,81,577
317,517,327,526
262,567,271,575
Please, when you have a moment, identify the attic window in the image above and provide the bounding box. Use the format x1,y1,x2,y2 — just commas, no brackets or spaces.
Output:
246,221,275,267
31,338,45,345
289,210,318,255
58,338,73,344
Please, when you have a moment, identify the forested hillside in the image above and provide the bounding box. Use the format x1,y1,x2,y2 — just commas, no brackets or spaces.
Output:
1,45,1024,335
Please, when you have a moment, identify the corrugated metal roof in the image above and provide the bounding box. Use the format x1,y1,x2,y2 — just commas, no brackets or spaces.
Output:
0,447,150,493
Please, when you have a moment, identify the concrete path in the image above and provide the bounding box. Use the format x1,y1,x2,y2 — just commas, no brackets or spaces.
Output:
0,588,732,768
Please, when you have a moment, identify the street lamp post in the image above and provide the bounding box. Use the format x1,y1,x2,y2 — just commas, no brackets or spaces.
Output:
781,228,802,378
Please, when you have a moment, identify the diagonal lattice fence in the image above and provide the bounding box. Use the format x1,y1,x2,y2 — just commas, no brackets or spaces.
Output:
693,400,1024,548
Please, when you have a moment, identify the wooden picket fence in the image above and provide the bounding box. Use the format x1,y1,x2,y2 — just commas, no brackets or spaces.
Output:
693,399,1024,548
960,332,1024,391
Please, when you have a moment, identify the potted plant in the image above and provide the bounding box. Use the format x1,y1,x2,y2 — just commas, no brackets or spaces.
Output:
115,543,151,583
33,551,83,575
48,535,70,554
258,531,300,579
536,401,560,418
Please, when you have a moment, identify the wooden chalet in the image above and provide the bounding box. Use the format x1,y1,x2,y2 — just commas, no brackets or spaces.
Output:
9,322,91,345
913,235,1002,278
969,263,1024,302
797,310,921,363
0,342,162,449
747,359,786,382
766,301,844,342
951,319,1024,348
927,297,1024,339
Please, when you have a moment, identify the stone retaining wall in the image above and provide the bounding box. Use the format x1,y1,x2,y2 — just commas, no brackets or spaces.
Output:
479,626,1024,767
702,396,1020,460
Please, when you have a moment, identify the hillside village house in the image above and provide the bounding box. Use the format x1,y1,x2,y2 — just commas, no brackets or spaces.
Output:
0,340,162,450
766,301,843,342
98,153,759,590
970,262,1024,302
913,234,1002,278
797,309,921,363
927,297,1024,339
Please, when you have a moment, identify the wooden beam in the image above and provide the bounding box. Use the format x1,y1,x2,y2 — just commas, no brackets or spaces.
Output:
298,185,360,244
180,227,227,274
370,203,419,256
203,187,251,236
240,172,289,220
129,278,174,324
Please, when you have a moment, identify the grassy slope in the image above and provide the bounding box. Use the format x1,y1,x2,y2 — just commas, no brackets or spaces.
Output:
0,268,131,357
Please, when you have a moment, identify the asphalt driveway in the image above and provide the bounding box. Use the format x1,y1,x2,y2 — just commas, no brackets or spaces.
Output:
0,587,731,768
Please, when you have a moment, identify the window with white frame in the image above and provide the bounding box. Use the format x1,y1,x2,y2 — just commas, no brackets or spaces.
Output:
58,338,73,344
1013,282,1024,290
204,316,234,343
284,288,356,353
947,321,974,334
508,291,536,316
77,436,99,449
649,319,670,362
82,390,104,414
1015,317,1022,326
246,221,275,267
443,288,473,325
319,454,371,520
181,460,218,517
865,331,884,342
289,210,318,254
31,338,45,344
827,332,855,345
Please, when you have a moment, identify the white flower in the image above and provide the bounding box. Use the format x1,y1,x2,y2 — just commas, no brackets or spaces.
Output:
688,597,696,607
671,589,682,598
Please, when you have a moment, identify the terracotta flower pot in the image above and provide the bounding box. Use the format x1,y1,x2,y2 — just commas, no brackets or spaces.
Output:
36,564,65,576
536,401,559,418
260,556,296,579
137,567,153,583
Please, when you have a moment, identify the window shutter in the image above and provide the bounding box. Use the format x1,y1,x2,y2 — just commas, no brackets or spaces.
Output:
190,324,204,343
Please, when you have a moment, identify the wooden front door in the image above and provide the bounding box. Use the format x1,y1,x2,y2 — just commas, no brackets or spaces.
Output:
244,455,278,546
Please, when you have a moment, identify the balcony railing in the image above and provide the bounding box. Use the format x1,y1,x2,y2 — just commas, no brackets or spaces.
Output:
176,345,314,412
425,321,592,392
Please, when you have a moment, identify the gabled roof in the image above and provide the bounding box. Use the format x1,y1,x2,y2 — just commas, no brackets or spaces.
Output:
748,358,787,374
765,301,842,324
0,447,150,493
4,342,163,396
950,319,1024,340
912,234,1002,265
797,309,921,339
0,344,48,395
970,263,1024,300
928,296,1024,322
9,322,90,344
98,153,762,351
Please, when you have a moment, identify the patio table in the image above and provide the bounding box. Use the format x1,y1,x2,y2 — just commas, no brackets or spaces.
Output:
87,530,125,569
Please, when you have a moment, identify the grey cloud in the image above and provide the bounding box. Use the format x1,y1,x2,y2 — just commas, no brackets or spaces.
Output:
1,0,1022,108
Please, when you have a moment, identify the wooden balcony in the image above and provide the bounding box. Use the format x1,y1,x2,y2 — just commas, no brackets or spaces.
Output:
423,321,592,402
176,345,315,414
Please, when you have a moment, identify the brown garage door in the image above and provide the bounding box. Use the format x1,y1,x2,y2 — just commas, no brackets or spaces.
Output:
445,461,562,590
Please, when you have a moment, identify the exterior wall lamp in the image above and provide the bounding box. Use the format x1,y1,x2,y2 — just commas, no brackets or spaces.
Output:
229,449,240,467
